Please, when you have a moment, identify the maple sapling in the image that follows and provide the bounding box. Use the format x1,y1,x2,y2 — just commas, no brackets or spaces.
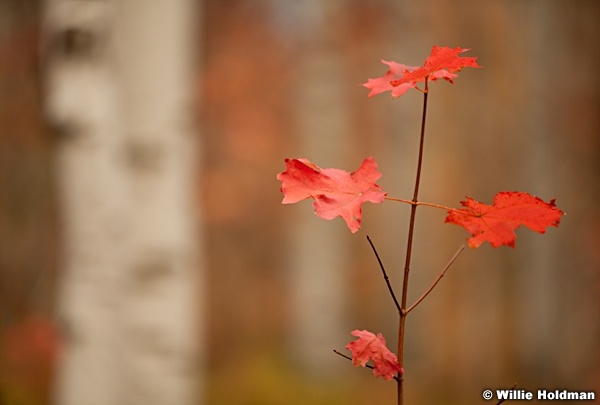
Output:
277,45,564,405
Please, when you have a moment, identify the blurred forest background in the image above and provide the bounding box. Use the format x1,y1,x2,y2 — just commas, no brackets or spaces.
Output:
1,0,599,404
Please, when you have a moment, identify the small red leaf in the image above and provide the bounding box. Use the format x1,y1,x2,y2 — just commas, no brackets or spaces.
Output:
363,60,421,98
363,46,480,98
391,46,480,87
445,191,564,248
277,157,387,233
345,330,403,380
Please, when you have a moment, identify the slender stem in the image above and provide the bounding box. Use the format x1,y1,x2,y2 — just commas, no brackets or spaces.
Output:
384,197,473,216
405,245,465,314
333,349,401,383
398,77,429,405
367,235,401,313
385,196,443,207
496,383,518,405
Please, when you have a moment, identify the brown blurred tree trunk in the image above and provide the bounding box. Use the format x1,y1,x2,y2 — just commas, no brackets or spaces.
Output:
286,1,353,375
42,1,204,404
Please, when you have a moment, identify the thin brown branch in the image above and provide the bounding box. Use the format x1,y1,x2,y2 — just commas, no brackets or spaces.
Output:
333,349,354,363
405,245,465,315
367,235,401,313
384,197,476,216
397,76,429,405
333,349,401,383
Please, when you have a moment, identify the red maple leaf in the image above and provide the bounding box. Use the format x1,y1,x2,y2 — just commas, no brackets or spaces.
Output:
445,191,564,248
277,157,386,233
363,46,480,98
345,329,403,380
363,60,421,98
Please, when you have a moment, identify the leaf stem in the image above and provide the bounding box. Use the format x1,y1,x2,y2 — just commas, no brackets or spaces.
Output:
397,76,429,405
385,197,471,216
333,349,401,383
367,235,401,313
405,245,464,314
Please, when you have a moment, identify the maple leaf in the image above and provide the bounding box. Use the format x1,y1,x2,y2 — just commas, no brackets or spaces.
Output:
445,191,564,248
345,329,404,380
277,157,386,233
363,46,480,98
363,60,421,98
391,46,480,87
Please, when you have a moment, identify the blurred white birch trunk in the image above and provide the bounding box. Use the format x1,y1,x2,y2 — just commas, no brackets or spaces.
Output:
42,1,204,404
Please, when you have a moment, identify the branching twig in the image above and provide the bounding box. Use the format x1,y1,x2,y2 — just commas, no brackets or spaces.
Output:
333,349,401,383
405,245,465,315
367,235,401,313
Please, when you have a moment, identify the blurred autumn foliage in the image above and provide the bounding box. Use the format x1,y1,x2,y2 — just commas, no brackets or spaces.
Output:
202,1,600,403
200,0,292,359
0,2,59,404
1,315,59,405
1,0,600,404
